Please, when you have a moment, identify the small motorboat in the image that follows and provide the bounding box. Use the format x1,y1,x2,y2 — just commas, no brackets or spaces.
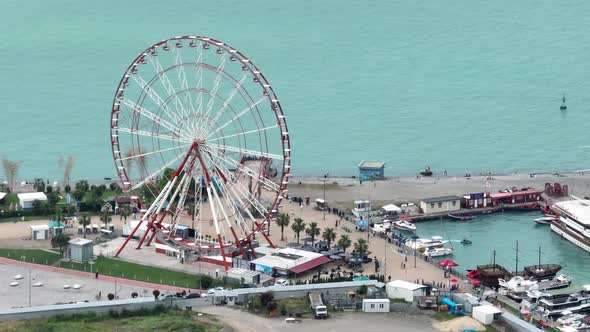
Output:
393,220,417,231
534,217,555,225
481,208,495,214
424,247,454,257
419,165,433,177
560,94,567,111
448,214,474,221
460,238,472,245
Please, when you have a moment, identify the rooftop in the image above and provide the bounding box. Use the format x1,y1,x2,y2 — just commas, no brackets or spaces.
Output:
17,192,47,201
358,161,385,169
420,195,461,204
554,199,590,225
69,238,93,246
30,224,49,231
220,280,380,298
386,280,428,291
0,192,6,200
251,247,326,271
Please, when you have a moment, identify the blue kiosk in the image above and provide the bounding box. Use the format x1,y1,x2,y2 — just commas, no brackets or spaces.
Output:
358,161,385,182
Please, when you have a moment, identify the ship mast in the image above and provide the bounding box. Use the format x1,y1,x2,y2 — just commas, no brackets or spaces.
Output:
514,240,520,276
537,246,544,269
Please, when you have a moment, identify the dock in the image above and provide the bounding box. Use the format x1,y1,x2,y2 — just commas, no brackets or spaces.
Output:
406,203,539,222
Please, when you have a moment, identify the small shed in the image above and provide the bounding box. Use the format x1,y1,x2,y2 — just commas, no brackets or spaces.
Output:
420,196,461,214
30,224,49,240
386,280,428,302
17,192,48,209
362,298,390,313
174,225,189,239
472,305,502,325
48,221,65,235
382,204,402,216
353,200,371,218
68,238,94,262
227,268,261,285
358,161,385,181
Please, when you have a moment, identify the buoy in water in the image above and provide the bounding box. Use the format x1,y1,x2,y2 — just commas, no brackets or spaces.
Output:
560,94,567,110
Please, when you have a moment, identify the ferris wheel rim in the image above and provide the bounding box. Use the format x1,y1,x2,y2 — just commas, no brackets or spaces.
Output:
110,35,292,253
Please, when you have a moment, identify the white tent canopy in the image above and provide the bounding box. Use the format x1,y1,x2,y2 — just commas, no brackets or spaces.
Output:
382,204,402,213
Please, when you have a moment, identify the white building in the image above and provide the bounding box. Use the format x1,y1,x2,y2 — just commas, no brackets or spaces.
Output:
68,238,94,262
0,192,6,201
362,299,390,313
420,196,461,214
353,200,371,218
30,224,49,240
386,280,428,302
18,192,48,209
251,246,331,276
472,305,502,325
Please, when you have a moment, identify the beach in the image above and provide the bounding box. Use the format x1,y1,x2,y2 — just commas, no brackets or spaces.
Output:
287,172,590,209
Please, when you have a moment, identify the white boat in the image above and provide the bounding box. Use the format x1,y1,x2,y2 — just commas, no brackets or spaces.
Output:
393,220,416,231
423,247,454,257
550,197,590,253
534,217,555,225
405,238,447,251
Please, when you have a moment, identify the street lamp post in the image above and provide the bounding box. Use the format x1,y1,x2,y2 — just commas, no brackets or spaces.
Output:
323,174,328,220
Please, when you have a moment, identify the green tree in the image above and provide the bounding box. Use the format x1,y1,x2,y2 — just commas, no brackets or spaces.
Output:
354,238,369,256
51,234,71,255
337,234,352,253
64,184,71,193
322,227,336,248
79,213,91,238
72,189,85,202
46,185,53,193
120,205,130,224
305,222,321,245
276,213,290,241
75,180,89,192
100,209,112,229
54,206,63,222
291,218,306,244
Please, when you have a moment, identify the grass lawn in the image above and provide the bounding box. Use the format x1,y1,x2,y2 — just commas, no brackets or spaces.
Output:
0,305,225,332
0,248,61,265
0,215,51,222
0,248,235,290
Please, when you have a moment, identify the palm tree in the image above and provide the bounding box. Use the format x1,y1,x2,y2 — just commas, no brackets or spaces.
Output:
54,206,63,222
291,218,306,244
305,222,321,245
276,213,290,241
120,205,130,224
337,234,352,253
354,238,369,256
322,228,336,248
79,213,91,238
100,210,112,229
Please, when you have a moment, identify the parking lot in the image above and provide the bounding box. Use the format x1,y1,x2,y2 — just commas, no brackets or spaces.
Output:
0,261,156,310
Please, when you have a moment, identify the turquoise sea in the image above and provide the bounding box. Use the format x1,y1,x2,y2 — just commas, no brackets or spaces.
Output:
414,212,590,284
2,0,590,180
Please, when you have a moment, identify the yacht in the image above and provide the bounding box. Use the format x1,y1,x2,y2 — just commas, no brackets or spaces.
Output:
550,198,590,253
537,285,590,319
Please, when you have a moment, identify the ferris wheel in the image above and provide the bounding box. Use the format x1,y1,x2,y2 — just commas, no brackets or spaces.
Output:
110,36,291,265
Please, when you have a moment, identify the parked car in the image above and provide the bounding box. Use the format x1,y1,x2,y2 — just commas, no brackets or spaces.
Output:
183,293,201,299
203,287,226,297
274,279,289,286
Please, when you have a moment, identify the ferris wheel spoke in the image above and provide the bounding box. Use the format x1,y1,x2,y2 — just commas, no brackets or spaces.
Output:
119,98,181,135
151,55,188,116
130,153,185,191
130,73,185,128
197,56,227,136
174,48,201,137
117,143,191,162
206,143,283,160
207,97,267,139
204,73,248,135
116,127,191,144
201,152,268,218
207,124,279,143
201,146,281,193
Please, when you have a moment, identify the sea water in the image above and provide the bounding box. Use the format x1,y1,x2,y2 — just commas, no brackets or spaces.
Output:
411,211,590,284
2,0,590,180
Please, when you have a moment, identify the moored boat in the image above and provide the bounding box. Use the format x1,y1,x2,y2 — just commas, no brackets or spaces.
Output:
534,217,555,225
550,197,590,253
393,220,416,231
524,264,562,280
423,247,454,257
448,214,474,221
